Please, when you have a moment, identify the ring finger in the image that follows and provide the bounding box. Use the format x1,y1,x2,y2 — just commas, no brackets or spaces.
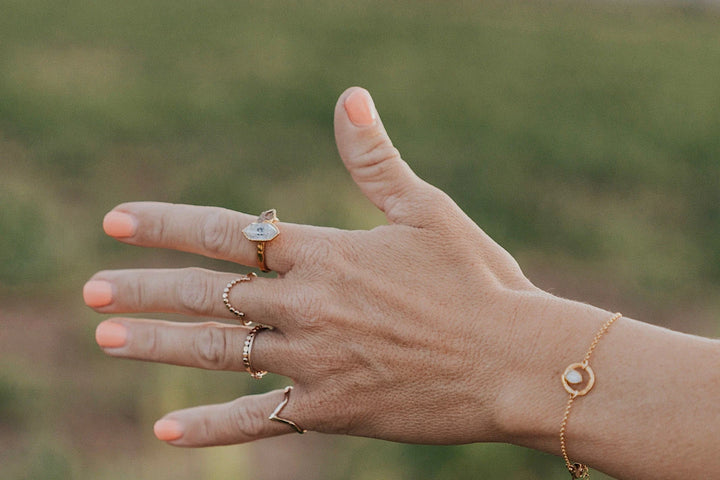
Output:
95,317,292,377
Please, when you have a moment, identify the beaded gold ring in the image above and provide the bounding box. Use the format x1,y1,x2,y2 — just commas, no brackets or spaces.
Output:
222,273,257,326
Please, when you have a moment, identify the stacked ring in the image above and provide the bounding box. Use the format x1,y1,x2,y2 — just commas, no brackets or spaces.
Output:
222,273,257,325
269,386,306,434
242,325,268,379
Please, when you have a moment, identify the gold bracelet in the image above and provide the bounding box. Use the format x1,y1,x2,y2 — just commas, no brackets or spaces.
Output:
559,312,622,479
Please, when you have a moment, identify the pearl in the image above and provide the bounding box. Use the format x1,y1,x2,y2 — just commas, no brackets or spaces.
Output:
565,369,583,385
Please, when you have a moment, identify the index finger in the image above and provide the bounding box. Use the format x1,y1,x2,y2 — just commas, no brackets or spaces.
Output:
103,202,313,273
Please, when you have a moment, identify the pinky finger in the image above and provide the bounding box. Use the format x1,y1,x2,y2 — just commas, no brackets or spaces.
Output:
153,388,308,447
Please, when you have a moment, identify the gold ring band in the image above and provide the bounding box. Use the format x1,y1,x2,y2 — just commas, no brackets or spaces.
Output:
242,209,280,273
222,273,257,326
242,325,268,379
256,242,268,273
269,386,306,434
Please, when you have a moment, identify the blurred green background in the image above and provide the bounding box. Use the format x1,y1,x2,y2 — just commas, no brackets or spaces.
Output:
1,0,719,478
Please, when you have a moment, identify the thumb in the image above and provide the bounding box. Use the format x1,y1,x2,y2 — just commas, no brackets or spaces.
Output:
334,87,446,227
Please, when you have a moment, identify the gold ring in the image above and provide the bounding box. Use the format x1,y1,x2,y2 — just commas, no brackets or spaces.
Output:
242,209,280,272
269,386,306,434
222,273,257,326
242,325,268,379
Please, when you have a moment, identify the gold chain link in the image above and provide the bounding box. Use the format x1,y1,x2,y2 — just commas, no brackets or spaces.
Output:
560,312,622,479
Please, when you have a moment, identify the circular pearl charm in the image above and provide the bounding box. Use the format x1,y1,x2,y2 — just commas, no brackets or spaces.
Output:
561,362,595,396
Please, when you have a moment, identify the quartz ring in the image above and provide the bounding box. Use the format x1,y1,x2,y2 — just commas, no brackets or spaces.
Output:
242,209,280,273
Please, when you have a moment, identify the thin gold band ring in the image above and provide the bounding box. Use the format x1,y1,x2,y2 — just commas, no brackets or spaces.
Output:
269,386,306,434
242,325,268,379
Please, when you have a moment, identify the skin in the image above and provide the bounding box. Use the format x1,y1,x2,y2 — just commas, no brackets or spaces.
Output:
85,87,720,479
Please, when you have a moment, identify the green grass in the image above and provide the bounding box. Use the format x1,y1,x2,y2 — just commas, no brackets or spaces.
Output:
0,1,718,478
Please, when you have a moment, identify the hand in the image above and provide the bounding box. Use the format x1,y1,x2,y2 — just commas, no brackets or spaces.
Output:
84,87,596,447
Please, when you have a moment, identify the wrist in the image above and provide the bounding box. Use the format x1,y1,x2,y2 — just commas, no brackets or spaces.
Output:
493,294,615,454
491,294,720,479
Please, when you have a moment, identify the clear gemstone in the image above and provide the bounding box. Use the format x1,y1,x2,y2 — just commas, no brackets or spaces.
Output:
243,222,279,241
565,369,583,385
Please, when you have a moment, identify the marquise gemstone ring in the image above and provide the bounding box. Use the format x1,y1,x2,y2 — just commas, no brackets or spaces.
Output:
242,209,280,272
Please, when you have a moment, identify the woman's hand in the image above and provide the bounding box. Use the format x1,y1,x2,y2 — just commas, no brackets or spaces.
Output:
84,87,720,480
83,87,596,447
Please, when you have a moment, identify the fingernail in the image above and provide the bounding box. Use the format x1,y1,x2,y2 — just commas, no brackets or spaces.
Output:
344,89,377,126
154,419,184,441
103,211,137,238
83,280,114,307
95,321,127,348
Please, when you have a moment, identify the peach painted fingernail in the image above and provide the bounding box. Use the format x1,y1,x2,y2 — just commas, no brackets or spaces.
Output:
154,419,184,441
83,280,114,307
344,89,377,126
95,321,127,348
103,211,137,238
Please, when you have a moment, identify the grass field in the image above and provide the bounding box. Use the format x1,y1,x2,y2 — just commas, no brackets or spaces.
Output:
1,1,719,478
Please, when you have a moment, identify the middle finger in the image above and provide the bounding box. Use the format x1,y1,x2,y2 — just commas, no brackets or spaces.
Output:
84,267,295,329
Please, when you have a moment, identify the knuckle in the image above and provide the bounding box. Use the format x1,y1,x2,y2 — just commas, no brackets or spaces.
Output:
192,324,230,369
143,323,161,359
296,235,339,271
150,207,172,244
305,389,355,435
117,272,147,309
199,416,213,443
230,400,268,439
324,411,355,436
423,183,453,209
364,135,401,164
282,286,328,331
178,267,215,314
356,141,402,175
199,209,240,257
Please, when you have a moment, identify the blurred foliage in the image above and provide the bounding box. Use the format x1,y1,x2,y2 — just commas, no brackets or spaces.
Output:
0,0,718,478
0,192,56,286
